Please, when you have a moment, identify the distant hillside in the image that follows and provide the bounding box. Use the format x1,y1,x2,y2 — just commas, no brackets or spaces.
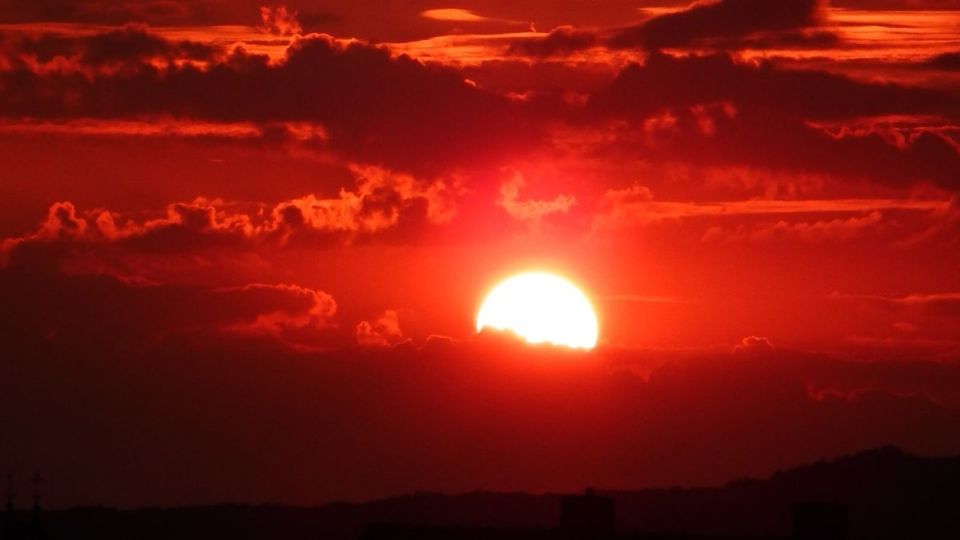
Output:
611,446,960,537
21,446,960,539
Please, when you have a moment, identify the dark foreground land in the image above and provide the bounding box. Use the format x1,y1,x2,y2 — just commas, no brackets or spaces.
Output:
4,446,959,539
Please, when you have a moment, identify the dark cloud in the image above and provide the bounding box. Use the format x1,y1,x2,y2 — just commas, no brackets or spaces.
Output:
586,53,960,191
2,27,955,189
609,0,824,50
356,309,406,346
590,52,956,121
0,165,460,268
703,29,842,50
899,293,960,317
506,26,599,58
925,52,960,71
801,355,960,410
0,0,196,25
0,264,336,347
0,32,535,173
834,291,960,318
2,24,223,66
834,0,960,8
257,5,303,36
505,0,832,58
295,9,341,33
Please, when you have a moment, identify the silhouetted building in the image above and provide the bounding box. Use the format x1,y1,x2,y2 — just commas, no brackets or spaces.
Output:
560,489,614,538
793,502,847,540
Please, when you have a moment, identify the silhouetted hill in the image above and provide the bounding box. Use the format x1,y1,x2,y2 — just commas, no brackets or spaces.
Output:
11,447,960,539
610,446,960,537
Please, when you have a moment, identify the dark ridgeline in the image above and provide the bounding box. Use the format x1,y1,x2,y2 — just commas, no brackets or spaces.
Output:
3,446,959,539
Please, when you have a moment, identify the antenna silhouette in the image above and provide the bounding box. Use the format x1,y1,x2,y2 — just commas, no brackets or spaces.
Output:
4,472,12,514
31,473,42,512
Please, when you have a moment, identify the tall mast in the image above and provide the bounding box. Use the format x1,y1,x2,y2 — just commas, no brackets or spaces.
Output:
31,473,42,513
4,472,13,514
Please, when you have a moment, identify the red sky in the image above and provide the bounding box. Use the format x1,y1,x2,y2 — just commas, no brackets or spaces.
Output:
1,0,960,508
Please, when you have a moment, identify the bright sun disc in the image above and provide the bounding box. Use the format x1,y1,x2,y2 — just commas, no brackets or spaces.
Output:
476,272,599,350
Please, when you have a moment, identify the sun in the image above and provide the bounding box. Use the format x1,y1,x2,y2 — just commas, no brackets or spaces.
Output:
476,271,599,350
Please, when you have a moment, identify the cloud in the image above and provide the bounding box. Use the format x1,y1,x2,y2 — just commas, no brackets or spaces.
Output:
608,0,825,50
827,291,960,352
734,335,775,355
258,5,302,36
893,196,960,246
0,165,461,269
700,28,841,50
40,201,88,239
0,24,223,73
800,353,960,408
497,171,575,223
590,52,956,122
0,31,535,173
853,292,960,318
0,1,341,36
218,283,337,343
702,211,886,243
0,0,195,25
834,0,960,8
924,51,960,71
593,180,945,231
356,310,405,347
586,53,960,191
0,118,267,138
754,211,884,242
2,26,957,192
504,0,831,58
420,8,495,23
506,26,599,58
0,264,337,347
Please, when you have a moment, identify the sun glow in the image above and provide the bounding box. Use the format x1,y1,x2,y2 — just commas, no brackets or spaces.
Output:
476,272,599,350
